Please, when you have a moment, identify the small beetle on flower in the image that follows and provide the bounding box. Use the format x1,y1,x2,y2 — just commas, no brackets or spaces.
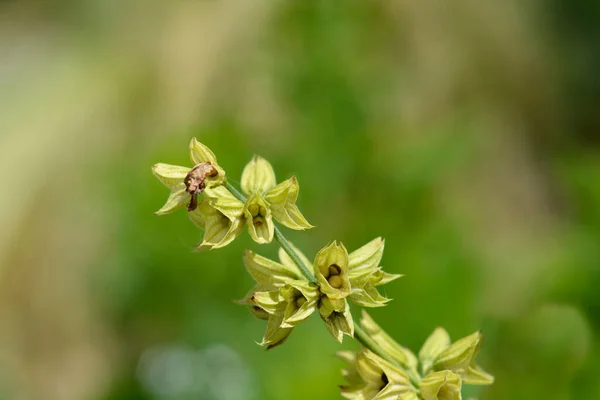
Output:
151,139,312,248
151,138,226,215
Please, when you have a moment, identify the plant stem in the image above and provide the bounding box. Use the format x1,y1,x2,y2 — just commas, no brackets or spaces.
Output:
274,226,317,284
226,181,246,202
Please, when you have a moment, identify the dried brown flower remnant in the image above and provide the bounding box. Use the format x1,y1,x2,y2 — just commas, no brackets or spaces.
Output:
184,162,218,211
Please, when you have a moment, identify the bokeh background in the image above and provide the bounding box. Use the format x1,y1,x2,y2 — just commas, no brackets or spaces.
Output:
1,1,599,399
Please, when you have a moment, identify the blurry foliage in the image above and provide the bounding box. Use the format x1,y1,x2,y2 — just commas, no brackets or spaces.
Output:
90,1,600,399
1,0,600,399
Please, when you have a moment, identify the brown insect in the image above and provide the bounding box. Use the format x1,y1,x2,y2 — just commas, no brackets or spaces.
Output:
184,162,218,211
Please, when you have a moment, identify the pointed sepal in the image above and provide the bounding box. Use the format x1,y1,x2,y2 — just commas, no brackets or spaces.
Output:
419,327,451,375
265,176,313,230
188,138,226,186
241,155,276,195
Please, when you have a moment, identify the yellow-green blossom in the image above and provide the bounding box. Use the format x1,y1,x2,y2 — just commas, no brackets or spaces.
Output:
199,185,273,245
346,237,402,308
152,138,226,215
187,198,244,250
314,241,352,299
315,239,403,307
153,149,311,247
420,370,462,400
318,297,354,343
239,239,400,345
242,156,313,240
199,156,312,245
419,328,494,385
313,238,401,342
241,156,313,234
239,245,319,349
360,310,419,376
338,349,419,400
338,312,493,400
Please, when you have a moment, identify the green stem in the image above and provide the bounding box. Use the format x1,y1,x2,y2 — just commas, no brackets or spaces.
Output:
274,226,317,284
226,181,246,202
226,181,418,386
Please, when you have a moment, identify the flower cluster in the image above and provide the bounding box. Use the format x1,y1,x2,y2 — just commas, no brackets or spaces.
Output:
239,238,401,347
338,312,494,400
152,138,494,399
152,138,312,249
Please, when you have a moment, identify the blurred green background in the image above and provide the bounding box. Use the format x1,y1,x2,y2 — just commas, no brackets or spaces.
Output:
1,1,599,399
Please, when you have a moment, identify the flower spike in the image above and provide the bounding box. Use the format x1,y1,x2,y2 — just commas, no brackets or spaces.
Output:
152,138,495,399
